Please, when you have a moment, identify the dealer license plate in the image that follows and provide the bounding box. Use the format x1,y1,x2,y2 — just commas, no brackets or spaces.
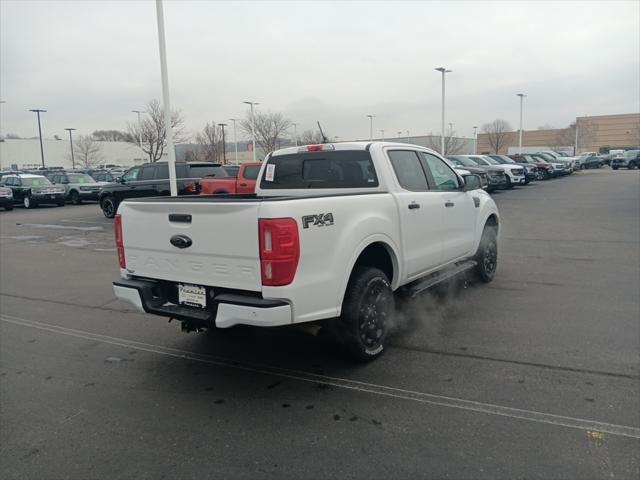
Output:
178,284,207,308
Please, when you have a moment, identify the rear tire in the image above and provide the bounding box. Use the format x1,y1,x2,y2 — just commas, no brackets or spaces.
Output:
474,226,498,283
100,196,117,218
337,266,394,362
628,161,636,170
612,166,619,170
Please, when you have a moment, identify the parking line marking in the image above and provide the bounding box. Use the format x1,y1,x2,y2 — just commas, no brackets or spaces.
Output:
2,314,640,439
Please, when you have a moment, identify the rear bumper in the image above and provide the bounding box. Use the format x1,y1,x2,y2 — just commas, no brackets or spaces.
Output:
113,278,292,329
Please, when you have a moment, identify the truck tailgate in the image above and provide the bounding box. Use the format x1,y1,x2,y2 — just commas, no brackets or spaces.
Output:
120,200,262,291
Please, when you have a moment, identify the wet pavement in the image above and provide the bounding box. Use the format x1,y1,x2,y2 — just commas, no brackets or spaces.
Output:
1,169,639,479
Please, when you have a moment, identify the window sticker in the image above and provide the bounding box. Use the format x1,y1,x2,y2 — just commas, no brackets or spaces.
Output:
32,179,41,186
265,164,275,182
78,177,85,183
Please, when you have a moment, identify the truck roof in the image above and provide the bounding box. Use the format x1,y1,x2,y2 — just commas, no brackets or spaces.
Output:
271,141,428,157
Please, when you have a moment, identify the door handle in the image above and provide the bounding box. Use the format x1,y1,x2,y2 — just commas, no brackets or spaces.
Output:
408,203,420,210
239,183,248,187
445,201,455,207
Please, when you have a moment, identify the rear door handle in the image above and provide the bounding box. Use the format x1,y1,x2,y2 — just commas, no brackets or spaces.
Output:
408,203,420,210
445,201,455,207
239,183,248,187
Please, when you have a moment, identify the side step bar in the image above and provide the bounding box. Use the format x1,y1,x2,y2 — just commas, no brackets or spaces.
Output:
401,260,477,298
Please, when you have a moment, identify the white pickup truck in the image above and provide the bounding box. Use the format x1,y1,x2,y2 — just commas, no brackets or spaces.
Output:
113,142,500,361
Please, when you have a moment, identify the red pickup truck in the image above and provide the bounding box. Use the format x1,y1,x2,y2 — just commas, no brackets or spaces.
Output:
199,162,261,195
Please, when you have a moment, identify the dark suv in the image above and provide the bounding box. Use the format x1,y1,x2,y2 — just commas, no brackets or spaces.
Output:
98,161,221,218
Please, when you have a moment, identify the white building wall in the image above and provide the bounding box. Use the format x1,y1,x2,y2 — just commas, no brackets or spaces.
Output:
0,139,147,170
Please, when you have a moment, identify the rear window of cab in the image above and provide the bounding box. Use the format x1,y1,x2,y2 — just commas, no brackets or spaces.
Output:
259,150,378,189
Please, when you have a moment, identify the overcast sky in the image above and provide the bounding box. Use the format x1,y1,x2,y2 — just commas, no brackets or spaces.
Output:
1,0,638,142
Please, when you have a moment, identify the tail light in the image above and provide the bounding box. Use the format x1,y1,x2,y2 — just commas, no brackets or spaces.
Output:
185,181,198,194
300,144,335,152
114,214,126,269
259,218,299,286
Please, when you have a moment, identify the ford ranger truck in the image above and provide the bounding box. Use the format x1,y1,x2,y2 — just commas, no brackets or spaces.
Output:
112,142,500,361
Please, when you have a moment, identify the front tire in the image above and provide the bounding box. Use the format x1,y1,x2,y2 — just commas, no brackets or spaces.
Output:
337,266,394,362
70,190,82,205
474,226,498,283
504,176,513,189
23,195,36,209
628,161,636,170
100,196,117,218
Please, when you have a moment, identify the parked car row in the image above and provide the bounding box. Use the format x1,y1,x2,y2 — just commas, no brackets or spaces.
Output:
1,146,636,214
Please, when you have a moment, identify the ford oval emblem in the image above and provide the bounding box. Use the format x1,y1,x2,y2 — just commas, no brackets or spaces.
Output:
170,234,192,249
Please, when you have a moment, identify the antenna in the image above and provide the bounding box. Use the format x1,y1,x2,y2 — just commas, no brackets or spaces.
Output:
317,121,328,143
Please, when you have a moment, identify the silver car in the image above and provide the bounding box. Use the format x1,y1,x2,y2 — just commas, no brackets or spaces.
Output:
50,172,109,205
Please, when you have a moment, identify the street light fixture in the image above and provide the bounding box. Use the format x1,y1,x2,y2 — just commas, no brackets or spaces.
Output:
243,101,260,161
29,109,47,168
473,126,478,154
218,123,228,164
64,128,77,169
435,66,452,155
229,118,239,164
517,93,526,155
366,114,375,141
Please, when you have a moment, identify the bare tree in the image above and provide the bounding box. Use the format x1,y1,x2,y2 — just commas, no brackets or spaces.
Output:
72,135,104,168
194,122,222,163
126,99,187,162
93,129,135,142
298,129,326,145
240,111,291,155
482,119,512,154
425,131,466,155
556,121,599,154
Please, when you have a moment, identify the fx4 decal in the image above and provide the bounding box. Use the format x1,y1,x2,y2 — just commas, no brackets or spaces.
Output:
302,213,334,229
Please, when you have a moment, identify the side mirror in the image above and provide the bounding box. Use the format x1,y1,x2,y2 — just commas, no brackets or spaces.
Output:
117,177,124,183
463,174,482,191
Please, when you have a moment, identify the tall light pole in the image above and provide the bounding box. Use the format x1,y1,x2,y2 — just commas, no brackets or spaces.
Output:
64,128,77,169
155,0,178,196
29,109,47,168
366,114,375,141
219,123,227,164
380,129,385,142
229,118,239,164
292,122,298,146
473,126,478,154
243,101,259,161
132,109,144,150
517,93,526,155
435,67,452,155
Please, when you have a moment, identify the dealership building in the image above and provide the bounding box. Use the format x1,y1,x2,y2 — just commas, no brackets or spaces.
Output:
476,113,640,155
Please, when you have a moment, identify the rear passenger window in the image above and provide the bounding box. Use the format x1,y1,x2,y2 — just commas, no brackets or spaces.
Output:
243,165,261,180
388,151,429,191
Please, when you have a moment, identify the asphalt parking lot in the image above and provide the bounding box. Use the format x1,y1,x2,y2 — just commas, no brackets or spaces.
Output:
1,169,639,479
